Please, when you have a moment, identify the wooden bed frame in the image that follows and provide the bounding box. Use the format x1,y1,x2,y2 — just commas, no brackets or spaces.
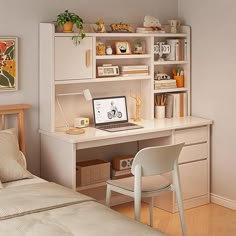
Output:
0,104,31,155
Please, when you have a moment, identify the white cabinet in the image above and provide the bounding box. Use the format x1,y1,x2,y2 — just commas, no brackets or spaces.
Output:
55,37,93,80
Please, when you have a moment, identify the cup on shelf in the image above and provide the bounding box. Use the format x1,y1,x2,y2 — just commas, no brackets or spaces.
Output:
155,105,165,119
174,75,184,88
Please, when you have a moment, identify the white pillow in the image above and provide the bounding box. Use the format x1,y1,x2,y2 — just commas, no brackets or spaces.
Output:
0,128,33,183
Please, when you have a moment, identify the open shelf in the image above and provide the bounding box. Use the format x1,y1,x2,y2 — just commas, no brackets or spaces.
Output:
96,54,152,60
154,60,188,65
154,87,188,93
54,76,152,84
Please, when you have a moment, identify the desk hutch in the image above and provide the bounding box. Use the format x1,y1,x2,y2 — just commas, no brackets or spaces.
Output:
39,23,212,213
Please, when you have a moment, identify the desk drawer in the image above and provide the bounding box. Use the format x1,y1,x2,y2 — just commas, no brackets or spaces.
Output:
175,126,208,145
179,143,208,164
179,160,208,200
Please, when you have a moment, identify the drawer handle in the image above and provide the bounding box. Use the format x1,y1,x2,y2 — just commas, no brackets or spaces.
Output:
86,49,91,67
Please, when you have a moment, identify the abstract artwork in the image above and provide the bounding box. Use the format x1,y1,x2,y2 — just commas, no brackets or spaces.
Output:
0,37,18,91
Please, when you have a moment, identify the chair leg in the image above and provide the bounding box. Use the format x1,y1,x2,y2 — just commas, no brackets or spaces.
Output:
134,197,141,222
149,197,154,227
174,177,187,236
106,184,111,207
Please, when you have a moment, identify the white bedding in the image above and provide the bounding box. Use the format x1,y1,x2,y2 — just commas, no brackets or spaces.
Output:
0,181,166,236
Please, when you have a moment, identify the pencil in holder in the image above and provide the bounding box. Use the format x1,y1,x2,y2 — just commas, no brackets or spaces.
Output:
174,75,184,88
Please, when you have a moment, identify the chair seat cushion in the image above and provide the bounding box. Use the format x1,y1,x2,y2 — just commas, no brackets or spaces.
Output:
107,175,171,192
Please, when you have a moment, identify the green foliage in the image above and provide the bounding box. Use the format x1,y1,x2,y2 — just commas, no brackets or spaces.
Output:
56,10,86,45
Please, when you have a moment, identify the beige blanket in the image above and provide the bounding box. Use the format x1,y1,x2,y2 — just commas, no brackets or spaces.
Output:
0,182,93,220
0,182,166,236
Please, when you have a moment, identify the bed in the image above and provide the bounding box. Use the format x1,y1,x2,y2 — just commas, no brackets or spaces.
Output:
0,104,166,236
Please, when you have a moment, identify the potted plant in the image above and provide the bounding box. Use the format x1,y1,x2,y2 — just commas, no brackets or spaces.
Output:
56,10,86,45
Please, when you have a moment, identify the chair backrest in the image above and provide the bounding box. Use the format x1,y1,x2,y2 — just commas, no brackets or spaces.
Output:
131,143,184,176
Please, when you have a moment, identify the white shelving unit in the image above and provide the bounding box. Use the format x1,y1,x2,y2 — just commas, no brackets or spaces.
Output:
40,23,191,132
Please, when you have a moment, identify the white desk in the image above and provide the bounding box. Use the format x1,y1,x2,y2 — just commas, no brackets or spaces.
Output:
40,116,212,211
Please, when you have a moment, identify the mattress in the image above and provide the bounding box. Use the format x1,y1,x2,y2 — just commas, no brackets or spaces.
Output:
0,181,166,236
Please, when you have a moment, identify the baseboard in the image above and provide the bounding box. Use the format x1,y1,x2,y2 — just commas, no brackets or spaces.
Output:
210,194,236,210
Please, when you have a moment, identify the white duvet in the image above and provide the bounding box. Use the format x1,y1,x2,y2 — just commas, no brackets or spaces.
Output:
0,182,166,236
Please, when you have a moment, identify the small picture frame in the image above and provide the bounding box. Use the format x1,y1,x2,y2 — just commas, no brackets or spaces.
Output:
115,41,131,55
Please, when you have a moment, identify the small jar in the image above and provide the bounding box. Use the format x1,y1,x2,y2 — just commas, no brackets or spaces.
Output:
96,42,106,55
106,45,113,55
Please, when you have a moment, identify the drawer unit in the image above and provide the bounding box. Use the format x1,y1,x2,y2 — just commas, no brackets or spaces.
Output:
179,143,208,164
175,126,208,145
179,159,208,200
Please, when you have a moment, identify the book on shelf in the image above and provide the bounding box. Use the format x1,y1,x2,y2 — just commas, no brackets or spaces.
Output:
120,65,149,76
154,79,177,89
111,168,133,179
111,168,132,177
165,39,187,61
165,93,187,118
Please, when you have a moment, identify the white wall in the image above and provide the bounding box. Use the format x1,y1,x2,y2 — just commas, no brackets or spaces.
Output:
0,0,178,175
178,0,236,204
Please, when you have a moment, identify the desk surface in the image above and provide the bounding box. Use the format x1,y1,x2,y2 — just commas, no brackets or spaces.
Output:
39,116,212,144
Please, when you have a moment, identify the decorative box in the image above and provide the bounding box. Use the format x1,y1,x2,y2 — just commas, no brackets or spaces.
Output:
76,159,110,186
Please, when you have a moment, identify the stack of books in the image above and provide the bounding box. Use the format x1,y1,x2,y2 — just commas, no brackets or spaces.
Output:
120,65,149,76
154,79,177,89
111,168,133,179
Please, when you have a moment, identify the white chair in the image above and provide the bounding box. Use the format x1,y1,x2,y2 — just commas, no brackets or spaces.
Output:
106,143,187,236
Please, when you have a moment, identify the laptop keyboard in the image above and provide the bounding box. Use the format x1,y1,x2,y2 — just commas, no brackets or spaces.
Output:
99,122,137,129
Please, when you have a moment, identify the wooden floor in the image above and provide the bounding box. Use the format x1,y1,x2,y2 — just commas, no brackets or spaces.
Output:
112,202,236,236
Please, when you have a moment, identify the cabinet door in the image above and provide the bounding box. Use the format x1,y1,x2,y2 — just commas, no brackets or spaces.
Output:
55,37,93,80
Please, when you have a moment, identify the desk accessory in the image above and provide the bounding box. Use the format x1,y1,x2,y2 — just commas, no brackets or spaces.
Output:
112,155,134,170
154,42,171,61
97,64,119,77
74,117,89,128
56,89,92,134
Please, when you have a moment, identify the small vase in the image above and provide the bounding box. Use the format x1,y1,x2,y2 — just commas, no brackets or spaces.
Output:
63,21,73,32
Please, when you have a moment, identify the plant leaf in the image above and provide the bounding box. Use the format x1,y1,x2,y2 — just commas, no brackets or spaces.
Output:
0,74,10,87
5,45,14,56
2,70,15,86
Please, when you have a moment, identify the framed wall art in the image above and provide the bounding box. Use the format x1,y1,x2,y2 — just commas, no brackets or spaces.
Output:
0,37,18,91
115,41,131,55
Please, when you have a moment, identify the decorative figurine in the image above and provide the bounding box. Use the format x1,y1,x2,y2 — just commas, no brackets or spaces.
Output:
130,90,142,122
93,18,107,33
110,23,132,32
168,19,181,33
143,15,162,30
106,45,113,55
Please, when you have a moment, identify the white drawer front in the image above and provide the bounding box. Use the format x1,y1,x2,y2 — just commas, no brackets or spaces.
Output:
175,126,208,145
179,143,208,164
179,160,208,200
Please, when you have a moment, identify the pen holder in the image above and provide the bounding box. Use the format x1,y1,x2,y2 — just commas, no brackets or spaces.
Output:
174,75,184,88
155,106,165,119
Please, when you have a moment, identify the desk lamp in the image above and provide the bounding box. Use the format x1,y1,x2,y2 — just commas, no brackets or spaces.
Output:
56,89,92,134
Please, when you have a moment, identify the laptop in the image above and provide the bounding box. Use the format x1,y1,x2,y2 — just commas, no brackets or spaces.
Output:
92,96,143,132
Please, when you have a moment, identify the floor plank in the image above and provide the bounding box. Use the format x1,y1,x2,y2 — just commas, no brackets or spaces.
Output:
112,202,236,236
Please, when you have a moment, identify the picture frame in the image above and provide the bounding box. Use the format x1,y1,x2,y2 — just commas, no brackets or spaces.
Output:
0,37,18,92
115,41,131,55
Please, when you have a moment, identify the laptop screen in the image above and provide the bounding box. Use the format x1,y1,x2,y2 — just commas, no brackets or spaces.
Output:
92,96,128,125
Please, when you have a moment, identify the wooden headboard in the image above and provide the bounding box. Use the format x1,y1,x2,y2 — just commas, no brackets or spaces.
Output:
0,104,31,155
